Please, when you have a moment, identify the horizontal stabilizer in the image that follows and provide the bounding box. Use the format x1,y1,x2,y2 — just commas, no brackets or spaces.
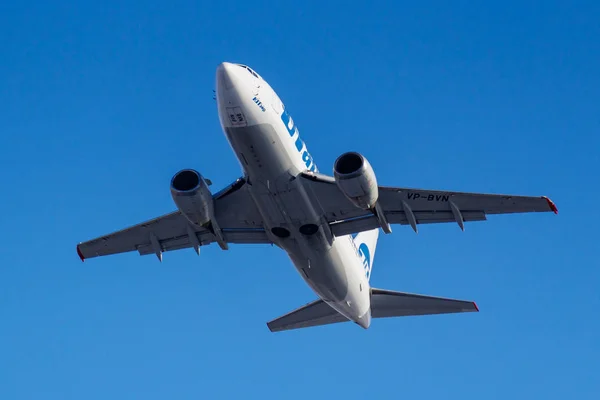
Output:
267,288,478,332
370,288,479,318
266,299,348,332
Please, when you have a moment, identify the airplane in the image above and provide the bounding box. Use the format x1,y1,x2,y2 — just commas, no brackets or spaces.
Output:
76,62,558,332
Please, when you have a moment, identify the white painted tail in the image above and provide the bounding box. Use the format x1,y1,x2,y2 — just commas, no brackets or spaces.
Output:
353,228,379,282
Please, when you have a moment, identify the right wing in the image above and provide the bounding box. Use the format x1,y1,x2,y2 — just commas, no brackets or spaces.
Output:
299,172,558,236
77,178,269,261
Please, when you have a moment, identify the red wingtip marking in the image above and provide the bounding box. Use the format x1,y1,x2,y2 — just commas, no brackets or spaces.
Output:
542,196,558,214
76,245,85,262
473,302,479,312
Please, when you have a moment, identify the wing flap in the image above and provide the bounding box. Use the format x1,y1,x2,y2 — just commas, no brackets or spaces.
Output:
136,228,270,256
267,299,348,332
330,211,487,236
370,288,479,318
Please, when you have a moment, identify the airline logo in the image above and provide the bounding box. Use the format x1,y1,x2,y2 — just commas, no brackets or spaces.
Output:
358,243,372,281
252,96,266,112
280,108,318,172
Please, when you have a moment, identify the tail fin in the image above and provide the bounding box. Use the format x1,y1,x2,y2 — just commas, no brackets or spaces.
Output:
353,228,379,282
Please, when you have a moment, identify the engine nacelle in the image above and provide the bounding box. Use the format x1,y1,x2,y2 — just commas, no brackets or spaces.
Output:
333,152,379,209
170,169,214,227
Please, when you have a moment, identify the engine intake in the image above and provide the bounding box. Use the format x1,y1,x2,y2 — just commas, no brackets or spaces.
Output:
335,152,364,175
333,152,379,209
170,169,214,227
172,169,201,192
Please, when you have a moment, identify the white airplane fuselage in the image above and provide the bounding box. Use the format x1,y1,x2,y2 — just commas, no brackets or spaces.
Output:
215,62,372,328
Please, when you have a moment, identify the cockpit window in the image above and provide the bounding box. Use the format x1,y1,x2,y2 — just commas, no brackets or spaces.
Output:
246,67,259,79
236,64,259,79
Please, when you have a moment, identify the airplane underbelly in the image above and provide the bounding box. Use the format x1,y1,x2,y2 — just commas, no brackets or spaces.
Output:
288,248,348,301
224,121,370,320
224,122,328,237
286,237,370,319
224,123,303,181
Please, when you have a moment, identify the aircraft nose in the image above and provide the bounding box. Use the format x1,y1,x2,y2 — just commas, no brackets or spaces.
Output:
356,308,371,329
216,62,238,91
215,61,262,127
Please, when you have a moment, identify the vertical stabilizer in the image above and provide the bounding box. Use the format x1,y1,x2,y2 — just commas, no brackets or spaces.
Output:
353,228,379,281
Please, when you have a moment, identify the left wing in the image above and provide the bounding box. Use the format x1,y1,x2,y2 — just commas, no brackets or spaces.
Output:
77,178,269,261
299,172,558,236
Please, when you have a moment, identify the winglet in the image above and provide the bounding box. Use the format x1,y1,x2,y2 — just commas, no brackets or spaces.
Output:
76,245,85,262
542,196,558,214
473,302,479,312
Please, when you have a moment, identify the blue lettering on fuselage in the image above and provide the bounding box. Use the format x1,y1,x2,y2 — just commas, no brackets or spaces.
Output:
252,96,266,112
280,109,318,172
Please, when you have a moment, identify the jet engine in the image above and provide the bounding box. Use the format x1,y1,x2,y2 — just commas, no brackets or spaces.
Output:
170,169,214,227
333,152,379,209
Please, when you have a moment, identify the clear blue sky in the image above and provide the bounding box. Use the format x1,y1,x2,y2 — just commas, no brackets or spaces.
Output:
1,1,599,399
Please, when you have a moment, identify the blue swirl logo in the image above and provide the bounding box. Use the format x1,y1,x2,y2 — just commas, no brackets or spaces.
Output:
358,243,371,280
